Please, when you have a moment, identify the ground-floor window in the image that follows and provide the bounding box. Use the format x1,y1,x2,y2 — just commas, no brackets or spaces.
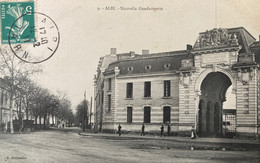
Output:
107,95,111,111
127,107,133,123
144,107,151,123
163,106,171,123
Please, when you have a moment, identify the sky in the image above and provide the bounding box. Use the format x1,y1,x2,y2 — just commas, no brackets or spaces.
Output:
30,0,260,110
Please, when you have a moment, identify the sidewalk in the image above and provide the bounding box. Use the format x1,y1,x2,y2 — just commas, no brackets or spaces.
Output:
80,131,259,144
79,130,260,151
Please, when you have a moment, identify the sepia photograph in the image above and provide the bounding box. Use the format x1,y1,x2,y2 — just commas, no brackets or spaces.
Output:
0,0,259,162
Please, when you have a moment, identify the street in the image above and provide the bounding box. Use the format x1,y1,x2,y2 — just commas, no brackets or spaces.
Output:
0,128,259,163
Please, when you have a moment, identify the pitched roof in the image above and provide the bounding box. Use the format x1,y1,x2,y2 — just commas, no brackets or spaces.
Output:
228,27,256,54
250,41,260,64
105,50,192,75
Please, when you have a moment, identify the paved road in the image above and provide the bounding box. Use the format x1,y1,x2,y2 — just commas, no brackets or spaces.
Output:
0,128,259,163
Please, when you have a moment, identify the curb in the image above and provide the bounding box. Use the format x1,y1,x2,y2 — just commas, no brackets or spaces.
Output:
78,132,260,151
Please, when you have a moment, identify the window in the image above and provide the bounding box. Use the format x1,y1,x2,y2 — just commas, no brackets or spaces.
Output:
144,82,151,97
163,106,171,123
0,91,3,105
101,90,104,103
126,83,133,98
107,95,111,111
145,65,151,70
144,107,151,123
164,80,171,97
4,92,8,105
127,107,133,123
108,78,112,91
164,63,171,69
127,66,133,72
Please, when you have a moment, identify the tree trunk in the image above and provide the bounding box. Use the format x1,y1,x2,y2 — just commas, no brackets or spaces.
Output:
52,113,54,125
26,99,29,120
9,90,14,133
43,115,46,129
19,97,22,132
35,116,38,129
39,115,42,128
16,102,18,118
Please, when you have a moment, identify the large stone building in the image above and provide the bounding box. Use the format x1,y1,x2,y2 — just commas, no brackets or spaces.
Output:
94,27,260,138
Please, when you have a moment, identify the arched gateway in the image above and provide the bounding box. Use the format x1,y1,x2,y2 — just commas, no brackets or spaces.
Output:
197,72,233,137
178,27,259,138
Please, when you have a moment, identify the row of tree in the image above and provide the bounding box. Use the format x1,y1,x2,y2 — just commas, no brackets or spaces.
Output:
0,45,75,132
75,99,89,129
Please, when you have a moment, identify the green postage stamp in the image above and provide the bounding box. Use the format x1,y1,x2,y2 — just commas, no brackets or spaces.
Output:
1,0,35,44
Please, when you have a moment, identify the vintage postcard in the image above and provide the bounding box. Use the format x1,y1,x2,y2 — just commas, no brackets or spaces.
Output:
0,0,259,162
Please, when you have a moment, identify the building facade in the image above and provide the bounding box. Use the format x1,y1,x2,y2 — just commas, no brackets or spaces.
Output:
0,87,11,128
94,27,260,138
0,80,18,131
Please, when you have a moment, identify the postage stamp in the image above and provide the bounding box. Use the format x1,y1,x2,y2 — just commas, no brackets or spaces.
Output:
0,0,60,64
1,0,35,44
8,12,60,63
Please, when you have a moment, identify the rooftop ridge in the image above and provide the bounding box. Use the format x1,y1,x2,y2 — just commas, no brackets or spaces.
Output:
107,50,189,66
228,27,256,40
198,27,256,41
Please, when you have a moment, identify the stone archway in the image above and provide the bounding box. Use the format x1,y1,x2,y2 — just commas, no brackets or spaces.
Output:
197,71,232,137
198,100,205,135
214,102,221,136
206,101,212,135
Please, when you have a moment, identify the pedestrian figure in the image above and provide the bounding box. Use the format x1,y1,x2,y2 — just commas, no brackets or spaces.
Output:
141,124,145,136
118,124,122,136
191,126,197,139
167,124,171,136
160,125,164,137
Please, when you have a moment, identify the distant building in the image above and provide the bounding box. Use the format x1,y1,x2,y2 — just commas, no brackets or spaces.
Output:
0,78,18,130
94,27,260,138
0,87,11,126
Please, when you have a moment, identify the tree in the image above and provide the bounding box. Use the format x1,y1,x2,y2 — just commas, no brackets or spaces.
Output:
49,95,59,126
0,45,41,133
67,110,75,127
29,85,44,129
15,76,36,120
75,100,89,130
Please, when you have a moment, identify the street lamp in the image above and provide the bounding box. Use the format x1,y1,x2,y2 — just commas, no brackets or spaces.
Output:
83,91,86,132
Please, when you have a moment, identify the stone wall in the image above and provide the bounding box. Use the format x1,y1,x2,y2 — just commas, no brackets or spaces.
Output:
103,74,116,131
103,73,180,134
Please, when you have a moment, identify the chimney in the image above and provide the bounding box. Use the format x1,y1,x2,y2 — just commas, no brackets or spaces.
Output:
186,44,192,50
142,50,149,55
130,51,135,58
110,48,116,55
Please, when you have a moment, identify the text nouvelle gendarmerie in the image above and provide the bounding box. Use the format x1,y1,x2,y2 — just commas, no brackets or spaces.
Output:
121,6,163,10
98,6,163,11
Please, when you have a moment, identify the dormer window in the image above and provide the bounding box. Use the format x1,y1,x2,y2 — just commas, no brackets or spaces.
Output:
181,59,193,67
164,63,171,70
145,65,151,70
127,66,133,72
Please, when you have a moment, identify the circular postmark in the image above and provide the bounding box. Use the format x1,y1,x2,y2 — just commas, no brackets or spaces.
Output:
8,12,60,64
